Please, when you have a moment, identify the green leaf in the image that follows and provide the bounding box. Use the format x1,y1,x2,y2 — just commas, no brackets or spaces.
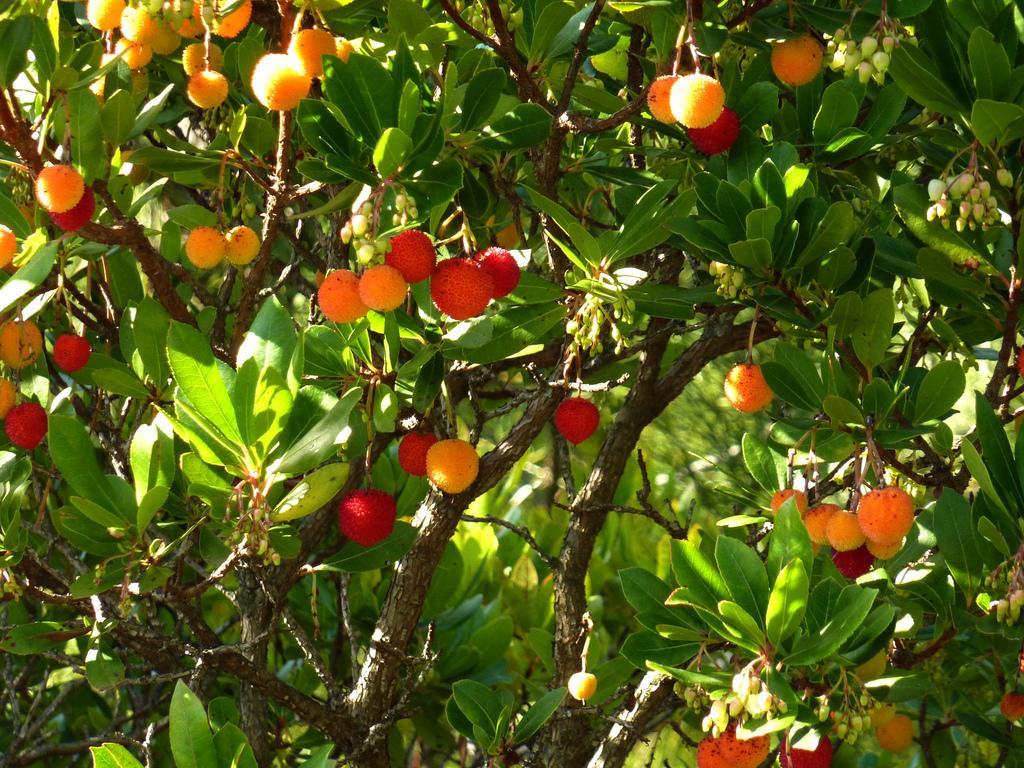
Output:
785,587,877,666
715,537,770,627
373,127,413,178
718,600,766,650
70,88,106,182
728,238,772,271
975,391,1024,509
167,323,241,444
961,439,1006,513
101,89,135,147
479,103,553,149
273,463,348,521
320,521,416,572
0,241,56,316
971,99,1024,146
767,503,813,581
913,361,966,422
513,689,565,743
793,202,855,268
451,680,506,747
968,28,1011,101
213,723,257,768
321,54,397,145
620,631,699,668
670,540,728,611
273,387,361,476
49,415,131,523
765,559,809,649
933,489,994,603
236,297,296,379
90,744,144,768
460,68,506,131
169,681,218,768
887,44,967,117
812,82,859,144
0,16,32,86
742,433,781,492
851,288,895,371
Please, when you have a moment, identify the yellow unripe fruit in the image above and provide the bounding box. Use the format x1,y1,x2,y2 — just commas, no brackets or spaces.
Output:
151,21,182,55
211,0,252,38
187,70,229,109
86,0,126,31
183,43,223,76
0,226,16,270
669,73,725,129
0,378,15,419
0,320,43,369
225,225,260,265
318,269,367,323
771,36,823,87
875,713,913,752
425,438,479,494
35,165,85,214
825,510,866,552
116,38,154,70
568,672,598,702
289,28,338,78
358,265,408,312
803,503,839,546
855,648,888,680
120,6,157,45
250,53,311,111
185,226,227,269
647,75,679,123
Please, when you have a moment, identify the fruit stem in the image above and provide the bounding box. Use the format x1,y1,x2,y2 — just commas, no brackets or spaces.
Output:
745,305,760,363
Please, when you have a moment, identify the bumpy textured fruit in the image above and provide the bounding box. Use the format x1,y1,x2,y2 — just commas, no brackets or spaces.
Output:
856,649,887,680
554,397,600,445
0,225,15,269
647,75,680,123
771,489,808,515
5,402,47,450
151,21,182,55
0,320,43,369
86,0,126,30
337,489,396,547
120,6,156,44
804,503,839,545
866,538,903,559
1000,692,1024,719
473,247,520,298
358,265,408,312
858,487,915,546
771,36,824,87
425,438,479,494
688,106,741,155
225,225,260,265
696,725,770,768
398,432,438,476
723,363,773,413
251,53,311,111
187,70,228,109
430,258,494,320
289,27,337,78
568,672,597,701
35,165,85,214
185,226,227,268
0,379,14,419
832,545,874,579
874,713,913,752
779,735,833,768
115,38,153,70
318,269,367,323
386,230,437,283
183,43,224,75
53,333,92,373
826,510,866,552
669,73,725,129
49,187,95,232
210,0,252,38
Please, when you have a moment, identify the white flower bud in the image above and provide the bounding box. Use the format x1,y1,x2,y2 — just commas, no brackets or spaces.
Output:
997,168,1014,187
883,35,897,51
928,179,946,201
861,36,879,57
858,61,874,84
351,214,368,237
872,51,890,73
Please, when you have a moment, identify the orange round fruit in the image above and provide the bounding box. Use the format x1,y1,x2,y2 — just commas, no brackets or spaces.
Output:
0,226,15,269
866,538,903,559
225,225,260,266
183,42,224,76
771,489,808,516
803,503,840,546
1000,692,1024,719
289,28,338,78
669,73,725,129
184,226,227,269
34,165,85,214
336,39,354,62
318,269,367,323
0,320,43,369
115,38,153,70
771,35,823,87
723,363,773,413
425,438,479,494
358,265,408,312
826,510,866,552
874,713,913,752
211,0,252,38
0,378,15,419
187,70,228,109
647,75,680,123
251,53,311,111
151,21,182,56
120,6,157,45
696,725,770,768
567,672,597,702
86,0,126,30
858,486,915,546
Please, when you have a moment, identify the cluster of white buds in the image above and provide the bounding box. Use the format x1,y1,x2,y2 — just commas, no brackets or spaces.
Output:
390,192,419,228
456,1,523,34
699,671,786,737
674,683,710,710
992,589,1024,624
566,284,635,357
340,200,391,266
832,708,869,744
926,169,1006,232
708,261,749,299
826,24,915,85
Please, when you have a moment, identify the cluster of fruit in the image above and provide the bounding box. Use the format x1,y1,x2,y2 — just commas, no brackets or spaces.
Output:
708,260,748,299
700,671,787,738
33,165,97,232
565,285,635,358
339,193,421,266
926,169,1008,232
647,73,740,156
184,224,261,268
454,0,523,35
825,27,911,85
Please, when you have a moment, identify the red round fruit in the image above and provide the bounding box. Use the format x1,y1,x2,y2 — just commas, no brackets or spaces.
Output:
780,735,834,768
688,107,741,156
5,402,47,450
386,230,437,283
473,246,520,299
398,432,438,477
337,489,396,547
554,397,600,445
49,187,96,232
430,258,494,320
53,333,92,373
832,544,875,579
